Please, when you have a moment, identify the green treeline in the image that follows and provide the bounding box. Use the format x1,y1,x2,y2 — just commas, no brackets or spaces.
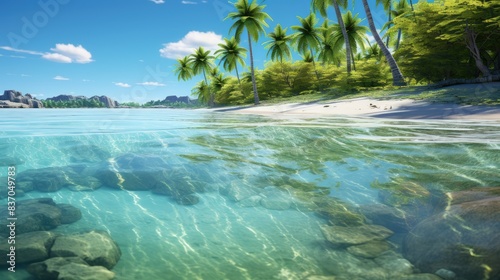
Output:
175,0,500,107
42,99,106,108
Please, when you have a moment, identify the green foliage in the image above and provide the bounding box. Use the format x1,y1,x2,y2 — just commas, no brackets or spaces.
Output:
393,0,500,83
120,102,141,108
42,99,105,108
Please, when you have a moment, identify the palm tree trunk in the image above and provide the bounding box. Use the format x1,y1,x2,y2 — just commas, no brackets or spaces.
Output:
362,0,406,86
333,2,352,74
351,50,356,71
386,2,392,47
395,28,402,50
247,31,259,105
202,70,214,107
235,65,241,85
309,47,321,82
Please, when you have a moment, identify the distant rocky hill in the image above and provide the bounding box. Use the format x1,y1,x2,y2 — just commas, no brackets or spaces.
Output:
0,90,119,108
0,90,43,108
46,94,119,108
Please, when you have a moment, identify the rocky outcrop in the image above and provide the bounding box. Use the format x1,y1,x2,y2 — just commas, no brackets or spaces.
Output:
403,187,500,280
90,95,119,108
163,95,193,104
50,230,121,269
46,94,119,108
0,90,43,108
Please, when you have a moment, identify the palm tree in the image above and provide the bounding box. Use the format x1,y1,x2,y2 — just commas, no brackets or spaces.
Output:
264,24,293,63
226,0,272,105
190,47,215,106
361,0,406,86
215,37,247,84
191,80,210,105
331,11,369,70
291,13,321,81
210,73,229,102
174,56,193,81
376,0,392,46
189,47,214,84
318,20,341,65
388,0,411,50
311,0,353,73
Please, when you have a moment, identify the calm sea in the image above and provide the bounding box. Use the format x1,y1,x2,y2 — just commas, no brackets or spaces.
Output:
0,108,499,279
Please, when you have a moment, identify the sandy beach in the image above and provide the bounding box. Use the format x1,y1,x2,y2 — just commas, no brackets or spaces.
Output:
214,83,500,120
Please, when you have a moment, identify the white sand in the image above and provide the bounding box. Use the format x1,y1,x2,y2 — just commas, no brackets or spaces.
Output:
214,97,500,121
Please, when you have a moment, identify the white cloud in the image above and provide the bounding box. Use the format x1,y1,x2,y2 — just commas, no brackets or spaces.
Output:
44,44,93,64
54,75,69,81
43,53,72,63
150,0,165,4
136,82,165,87
0,46,44,55
1,44,93,64
182,1,197,4
10,55,26,59
114,82,131,88
159,31,223,59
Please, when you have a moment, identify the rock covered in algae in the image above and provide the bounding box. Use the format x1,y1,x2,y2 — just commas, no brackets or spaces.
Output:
50,230,121,269
314,247,410,279
320,224,393,246
0,231,58,264
347,240,392,258
403,188,500,280
27,257,115,280
313,196,366,227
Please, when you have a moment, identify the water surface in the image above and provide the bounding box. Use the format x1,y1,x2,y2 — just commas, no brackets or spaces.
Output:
1,108,499,279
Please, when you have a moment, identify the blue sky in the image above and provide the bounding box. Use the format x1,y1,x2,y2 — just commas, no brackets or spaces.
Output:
0,0,388,103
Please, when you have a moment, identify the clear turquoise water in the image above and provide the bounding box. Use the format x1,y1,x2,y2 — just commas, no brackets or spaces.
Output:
1,108,500,279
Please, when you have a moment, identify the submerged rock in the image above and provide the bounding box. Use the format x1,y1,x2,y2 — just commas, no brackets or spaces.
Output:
95,153,168,190
313,196,366,227
360,203,417,233
56,203,82,224
320,224,393,246
27,257,115,280
0,231,58,264
403,188,500,280
220,180,259,202
17,166,102,193
0,198,82,237
0,198,62,236
347,240,392,259
175,194,200,205
50,230,121,269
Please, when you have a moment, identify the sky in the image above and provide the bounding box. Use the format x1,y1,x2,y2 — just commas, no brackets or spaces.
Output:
0,0,389,104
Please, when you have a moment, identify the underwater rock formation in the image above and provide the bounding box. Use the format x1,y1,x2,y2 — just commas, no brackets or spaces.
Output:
0,198,81,236
17,166,102,192
403,187,500,279
320,224,393,247
0,231,58,264
50,230,121,269
27,257,115,280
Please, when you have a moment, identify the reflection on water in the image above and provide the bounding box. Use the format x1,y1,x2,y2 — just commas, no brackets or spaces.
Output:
0,109,499,279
